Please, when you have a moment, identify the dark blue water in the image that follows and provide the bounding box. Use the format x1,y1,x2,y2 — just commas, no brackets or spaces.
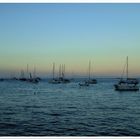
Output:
0,78,140,136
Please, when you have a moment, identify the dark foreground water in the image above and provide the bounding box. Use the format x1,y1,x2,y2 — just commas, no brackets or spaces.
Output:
0,78,140,136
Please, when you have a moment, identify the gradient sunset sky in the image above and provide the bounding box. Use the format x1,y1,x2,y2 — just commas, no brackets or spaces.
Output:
0,3,140,77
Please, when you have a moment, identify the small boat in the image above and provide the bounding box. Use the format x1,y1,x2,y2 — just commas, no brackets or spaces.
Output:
79,81,89,87
49,79,61,84
114,82,139,91
19,65,40,84
49,63,60,84
28,72,39,84
49,63,70,84
58,77,70,83
86,61,97,84
87,78,97,84
114,56,139,91
19,70,26,81
58,64,71,83
79,60,97,86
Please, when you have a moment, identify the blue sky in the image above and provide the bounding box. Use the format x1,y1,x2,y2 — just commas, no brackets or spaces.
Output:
0,3,140,77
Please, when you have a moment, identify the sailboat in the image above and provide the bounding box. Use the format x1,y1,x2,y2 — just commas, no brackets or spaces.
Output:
58,64,70,83
86,61,97,84
79,60,97,87
28,66,40,83
49,63,61,84
19,70,27,81
79,81,89,86
19,65,40,84
19,64,29,82
114,56,139,91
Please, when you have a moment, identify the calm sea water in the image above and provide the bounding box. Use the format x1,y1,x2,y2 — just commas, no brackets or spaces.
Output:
0,78,140,136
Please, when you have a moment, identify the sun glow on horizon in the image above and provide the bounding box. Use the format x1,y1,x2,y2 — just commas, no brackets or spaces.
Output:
0,3,140,78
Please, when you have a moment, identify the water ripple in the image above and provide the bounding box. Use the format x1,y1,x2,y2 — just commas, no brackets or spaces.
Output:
0,79,140,136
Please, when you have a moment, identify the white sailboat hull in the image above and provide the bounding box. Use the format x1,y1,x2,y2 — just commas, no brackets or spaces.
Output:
114,57,139,91
49,79,61,84
87,79,97,84
79,82,89,86
114,84,139,91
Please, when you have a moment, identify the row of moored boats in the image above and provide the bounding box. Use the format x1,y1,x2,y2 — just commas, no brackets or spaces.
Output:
0,57,139,91
49,57,139,91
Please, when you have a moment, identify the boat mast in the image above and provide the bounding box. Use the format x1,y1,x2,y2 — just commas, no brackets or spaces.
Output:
64,64,65,79
127,56,128,79
27,64,29,79
62,64,65,79
59,64,61,78
52,63,55,80
20,70,24,79
62,64,64,78
88,60,91,80
33,66,36,79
